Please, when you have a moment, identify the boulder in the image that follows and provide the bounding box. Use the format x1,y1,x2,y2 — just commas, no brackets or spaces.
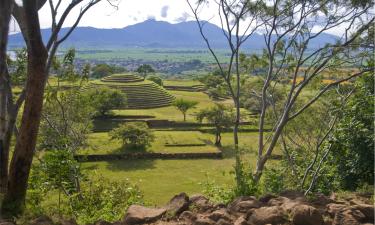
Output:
228,196,261,213
194,216,215,225
216,218,232,225
351,204,374,221
234,216,249,225
332,209,364,225
207,208,232,222
327,203,347,216
259,194,277,203
179,210,197,222
189,195,213,212
247,206,286,225
123,205,166,225
165,192,190,215
291,204,324,225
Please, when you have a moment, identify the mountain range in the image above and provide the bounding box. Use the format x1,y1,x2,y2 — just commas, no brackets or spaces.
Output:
8,19,338,49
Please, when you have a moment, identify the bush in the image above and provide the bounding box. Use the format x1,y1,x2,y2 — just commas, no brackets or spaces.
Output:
147,75,163,86
84,87,127,116
110,122,155,149
69,176,143,224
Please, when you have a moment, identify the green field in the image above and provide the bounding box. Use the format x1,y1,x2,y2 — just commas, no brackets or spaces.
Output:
82,131,263,205
41,74,271,206
75,48,231,63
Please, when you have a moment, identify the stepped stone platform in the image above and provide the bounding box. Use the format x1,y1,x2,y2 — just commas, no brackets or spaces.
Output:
87,74,175,109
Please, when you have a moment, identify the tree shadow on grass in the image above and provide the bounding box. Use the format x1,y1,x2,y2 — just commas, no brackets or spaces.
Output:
105,159,156,172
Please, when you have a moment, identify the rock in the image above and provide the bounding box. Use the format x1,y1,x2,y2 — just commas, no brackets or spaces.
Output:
189,195,213,212
332,209,364,225
0,221,15,225
216,218,232,225
165,192,190,215
179,211,197,222
94,220,112,225
310,193,336,207
291,204,324,225
207,208,232,222
247,206,286,225
123,205,166,224
267,196,289,207
234,216,249,225
259,194,276,203
228,196,261,213
327,203,347,216
194,216,215,225
351,204,374,221
28,216,54,225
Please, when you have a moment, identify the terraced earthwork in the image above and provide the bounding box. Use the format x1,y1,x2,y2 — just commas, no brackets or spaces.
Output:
88,74,175,109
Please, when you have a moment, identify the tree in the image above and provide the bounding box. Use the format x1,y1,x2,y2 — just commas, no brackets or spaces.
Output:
0,0,13,195
136,64,155,79
84,87,127,117
147,75,163,86
329,74,374,190
250,0,374,183
0,0,115,216
91,63,127,78
196,104,234,146
110,122,155,150
172,98,198,121
187,0,264,189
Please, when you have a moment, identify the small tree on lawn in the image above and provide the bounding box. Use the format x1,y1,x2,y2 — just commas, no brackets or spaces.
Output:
110,122,155,150
84,87,127,117
196,104,234,146
172,98,198,122
136,64,155,79
147,75,163,86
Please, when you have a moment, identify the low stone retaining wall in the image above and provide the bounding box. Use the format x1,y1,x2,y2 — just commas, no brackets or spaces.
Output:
75,151,223,162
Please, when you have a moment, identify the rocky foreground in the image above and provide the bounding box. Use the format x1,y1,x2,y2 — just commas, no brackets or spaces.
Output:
1,191,374,225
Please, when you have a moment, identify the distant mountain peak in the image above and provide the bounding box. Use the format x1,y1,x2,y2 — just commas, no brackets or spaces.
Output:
8,20,338,49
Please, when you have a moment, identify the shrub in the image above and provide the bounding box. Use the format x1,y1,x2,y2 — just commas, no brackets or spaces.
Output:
110,122,155,149
84,87,127,116
147,75,163,86
69,176,143,224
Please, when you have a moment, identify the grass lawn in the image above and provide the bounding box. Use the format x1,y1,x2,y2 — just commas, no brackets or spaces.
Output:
163,80,203,86
79,131,221,155
81,131,272,205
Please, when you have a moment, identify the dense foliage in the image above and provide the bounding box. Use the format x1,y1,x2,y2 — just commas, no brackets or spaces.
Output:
196,104,234,146
136,64,155,79
329,75,374,190
110,122,155,150
147,75,163,86
84,87,127,117
91,63,127,78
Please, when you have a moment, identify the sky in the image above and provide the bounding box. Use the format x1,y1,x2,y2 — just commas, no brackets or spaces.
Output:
8,0,349,36
37,0,214,30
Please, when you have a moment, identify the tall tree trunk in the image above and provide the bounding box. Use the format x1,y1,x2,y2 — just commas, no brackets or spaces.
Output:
2,0,48,216
0,0,13,193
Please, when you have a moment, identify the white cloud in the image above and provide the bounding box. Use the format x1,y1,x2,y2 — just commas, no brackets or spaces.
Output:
161,5,169,18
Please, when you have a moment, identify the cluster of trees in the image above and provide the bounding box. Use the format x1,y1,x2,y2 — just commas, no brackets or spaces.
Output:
188,0,374,196
91,63,127,78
